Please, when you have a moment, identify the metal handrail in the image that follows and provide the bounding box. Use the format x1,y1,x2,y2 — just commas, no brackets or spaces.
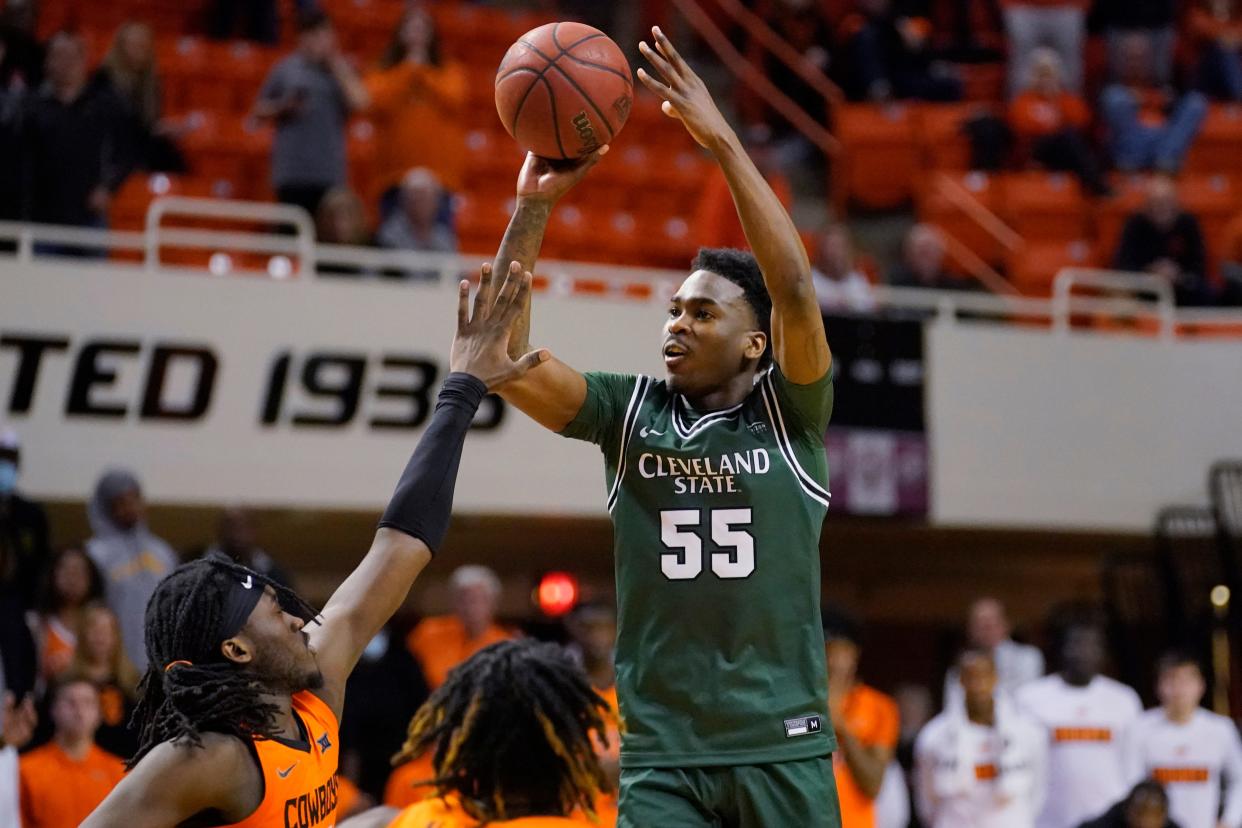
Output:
144,196,316,273
1052,268,1176,339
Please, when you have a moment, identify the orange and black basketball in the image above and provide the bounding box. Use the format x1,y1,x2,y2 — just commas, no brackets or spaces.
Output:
495,22,633,160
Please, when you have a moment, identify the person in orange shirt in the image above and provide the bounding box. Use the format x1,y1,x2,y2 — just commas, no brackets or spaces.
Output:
1008,48,1107,194
824,610,900,828
1100,32,1207,173
19,675,125,828
33,545,103,682
407,564,514,689
365,7,467,219
567,603,621,827
339,639,613,828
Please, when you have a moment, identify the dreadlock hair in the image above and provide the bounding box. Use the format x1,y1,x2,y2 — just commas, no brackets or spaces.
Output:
393,639,613,822
127,553,318,769
690,246,773,368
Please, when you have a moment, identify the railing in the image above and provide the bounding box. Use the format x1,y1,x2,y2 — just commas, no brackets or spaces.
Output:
3,211,1241,339
668,0,844,199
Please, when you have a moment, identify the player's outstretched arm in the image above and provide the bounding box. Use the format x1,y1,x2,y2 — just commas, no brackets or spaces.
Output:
637,27,831,383
308,266,549,718
488,151,606,432
83,734,257,827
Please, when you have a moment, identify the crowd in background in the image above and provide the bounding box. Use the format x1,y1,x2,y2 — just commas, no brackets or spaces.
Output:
2,417,1242,827
2,0,1242,303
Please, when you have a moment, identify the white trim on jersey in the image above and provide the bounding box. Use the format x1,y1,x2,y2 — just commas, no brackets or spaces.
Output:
759,374,832,508
671,395,746,439
607,376,652,513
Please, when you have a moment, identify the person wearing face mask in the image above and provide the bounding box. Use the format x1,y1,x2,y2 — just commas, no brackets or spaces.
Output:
84,468,179,673
0,428,44,703
1124,651,1242,828
1016,610,1143,828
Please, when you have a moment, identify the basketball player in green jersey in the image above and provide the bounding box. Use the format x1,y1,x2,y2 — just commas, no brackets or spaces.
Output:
485,27,841,827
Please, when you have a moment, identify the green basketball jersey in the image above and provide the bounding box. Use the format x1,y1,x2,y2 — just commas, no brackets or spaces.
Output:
561,364,836,768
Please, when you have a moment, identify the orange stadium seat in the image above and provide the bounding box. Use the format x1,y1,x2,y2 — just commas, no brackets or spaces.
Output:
1000,171,1089,243
461,129,527,196
1185,104,1242,179
836,103,918,210
917,171,1007,269
454,192,513,256
914,103,981,171
1006,239,1097,295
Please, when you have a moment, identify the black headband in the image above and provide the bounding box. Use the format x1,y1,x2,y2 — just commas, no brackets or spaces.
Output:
217,571,265,641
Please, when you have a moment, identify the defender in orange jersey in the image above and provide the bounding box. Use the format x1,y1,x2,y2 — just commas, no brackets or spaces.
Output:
82,266,549,828
338,639,614,828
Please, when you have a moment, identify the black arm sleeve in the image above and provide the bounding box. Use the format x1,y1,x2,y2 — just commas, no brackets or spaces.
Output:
377,373,487,555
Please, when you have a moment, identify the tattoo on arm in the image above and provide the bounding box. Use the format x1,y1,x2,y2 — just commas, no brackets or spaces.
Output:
491,201,551,360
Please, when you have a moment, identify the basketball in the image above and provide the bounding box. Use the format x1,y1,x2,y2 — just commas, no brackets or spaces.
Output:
495,22,633,160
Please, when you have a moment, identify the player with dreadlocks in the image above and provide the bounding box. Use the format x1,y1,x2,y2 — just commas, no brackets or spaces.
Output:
338,639,613,828
84,265,548,828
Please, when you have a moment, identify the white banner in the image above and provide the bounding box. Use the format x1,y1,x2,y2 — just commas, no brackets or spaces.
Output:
928,323,1242,530
3,261,666,513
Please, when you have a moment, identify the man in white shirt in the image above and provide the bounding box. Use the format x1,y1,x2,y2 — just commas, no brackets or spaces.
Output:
1125,651,1242,828
1016,615,1144,828
945,597,1046,708
916,648,1048,828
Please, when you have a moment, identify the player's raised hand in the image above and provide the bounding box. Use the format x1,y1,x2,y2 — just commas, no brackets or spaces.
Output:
451,262,550,390
637,26,732,152
515,146,609,206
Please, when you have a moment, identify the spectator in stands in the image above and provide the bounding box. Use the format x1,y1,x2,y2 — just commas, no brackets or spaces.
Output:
889,224,969,289
406,564,514,690
915,648,1048,828
93,22,186,174
812,224,877,312
1077,780,1181,828
365,7,467,221
824,609,900,828
0,428,44,702
208,0,279,45
0,428,49,604
19,675,125,828
67,602,140,758
1100,34,1208,174
1217,209,1242,304
944,597,1044,708
842,0,963,102
33,546,103,682
1009,48,1109,194
0,39,26,223
1112,176,1215,306
1092,0,1177,89
341,623,429,800
21,32,125,246
85,468,178,673
203,505,293,589
376,167,458,256
0,1,42,89
1003,0,1088,96
1123,651,1242,828
566,600,621,822
0,691,36,825
1015,610,1143,828
252,10,369,220
1191,0,1242,101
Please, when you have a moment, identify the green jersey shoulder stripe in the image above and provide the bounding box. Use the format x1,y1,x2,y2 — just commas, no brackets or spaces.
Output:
758,371,832,508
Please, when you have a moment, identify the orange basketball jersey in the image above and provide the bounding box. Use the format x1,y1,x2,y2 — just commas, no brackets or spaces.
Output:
231,690,341,828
